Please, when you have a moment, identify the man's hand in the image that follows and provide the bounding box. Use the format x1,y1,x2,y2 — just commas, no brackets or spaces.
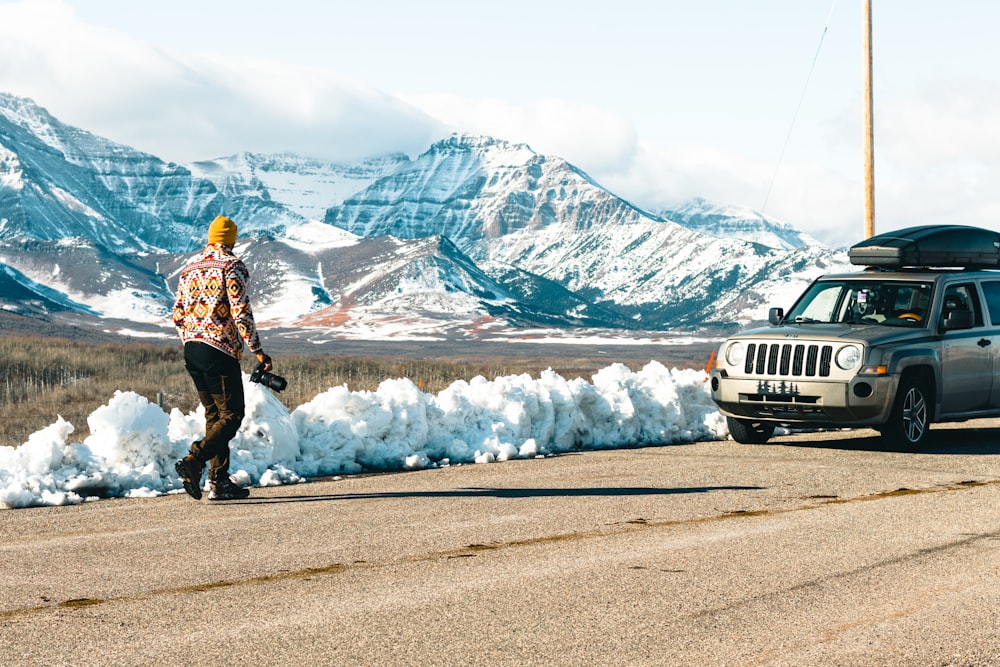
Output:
255,352,273,371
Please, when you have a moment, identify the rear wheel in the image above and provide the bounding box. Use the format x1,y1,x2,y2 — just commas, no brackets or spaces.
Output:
727,417,776,444
879,376,930,447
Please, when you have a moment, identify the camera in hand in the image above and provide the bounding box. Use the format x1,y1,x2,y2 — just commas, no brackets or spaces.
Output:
250,362,287,392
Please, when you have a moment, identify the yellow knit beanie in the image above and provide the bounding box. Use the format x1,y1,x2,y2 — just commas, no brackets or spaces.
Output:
208,215,238,246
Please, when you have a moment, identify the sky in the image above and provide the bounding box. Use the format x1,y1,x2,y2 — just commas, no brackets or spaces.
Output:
1,0,999,247
0,361,724,509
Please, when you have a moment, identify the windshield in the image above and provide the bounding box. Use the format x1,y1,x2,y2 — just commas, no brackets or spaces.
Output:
784,279,933,327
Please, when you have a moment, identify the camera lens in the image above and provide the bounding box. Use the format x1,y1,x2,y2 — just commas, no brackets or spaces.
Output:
267,374,287,392
250,363,287,392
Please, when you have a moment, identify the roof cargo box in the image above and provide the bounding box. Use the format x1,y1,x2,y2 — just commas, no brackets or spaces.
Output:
848,225,1000,268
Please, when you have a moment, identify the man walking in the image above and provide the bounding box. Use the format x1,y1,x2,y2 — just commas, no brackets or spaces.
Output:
172,215,273,501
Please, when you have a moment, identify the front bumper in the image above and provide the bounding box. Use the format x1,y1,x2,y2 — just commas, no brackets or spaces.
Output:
710,371,896,425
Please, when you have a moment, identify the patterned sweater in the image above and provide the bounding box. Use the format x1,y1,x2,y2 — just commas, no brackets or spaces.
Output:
172,244,263,359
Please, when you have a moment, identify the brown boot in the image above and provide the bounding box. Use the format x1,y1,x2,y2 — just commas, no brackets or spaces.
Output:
174,456,205,500
208,476,250,501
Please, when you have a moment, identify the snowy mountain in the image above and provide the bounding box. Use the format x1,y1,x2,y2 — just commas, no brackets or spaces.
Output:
188,152,411,223
0,92,848,341
660,197,823,251
0,93,302,253
326,135,658,243
321,134,849,327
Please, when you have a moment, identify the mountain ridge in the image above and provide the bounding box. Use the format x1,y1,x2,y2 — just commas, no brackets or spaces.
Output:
0,92,849,342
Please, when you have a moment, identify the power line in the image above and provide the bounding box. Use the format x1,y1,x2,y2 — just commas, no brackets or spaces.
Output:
761,0,838,215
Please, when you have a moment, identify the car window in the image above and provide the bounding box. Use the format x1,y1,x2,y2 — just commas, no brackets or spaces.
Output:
981,281,1000,326
785,280,932,326
942,283,984,327
797,285,841,321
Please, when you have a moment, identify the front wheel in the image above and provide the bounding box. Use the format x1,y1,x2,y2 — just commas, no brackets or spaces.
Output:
727,417,776,444
879,377,931,447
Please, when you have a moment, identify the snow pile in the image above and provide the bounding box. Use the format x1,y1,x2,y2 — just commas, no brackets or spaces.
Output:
0,361,727,509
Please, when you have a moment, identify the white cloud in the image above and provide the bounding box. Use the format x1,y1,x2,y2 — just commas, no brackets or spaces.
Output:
402,93,640,174
0,0,442,163
3,0,1000,249
397,93,865,245
835,79,1000,244
881,80,1000,166
591,142,862,248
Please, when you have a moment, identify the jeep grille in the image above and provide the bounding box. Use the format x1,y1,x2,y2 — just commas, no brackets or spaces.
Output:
744,342,833,378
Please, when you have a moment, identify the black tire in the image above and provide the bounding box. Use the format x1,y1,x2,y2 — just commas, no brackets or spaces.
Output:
879,376,931,447
727,417,776,444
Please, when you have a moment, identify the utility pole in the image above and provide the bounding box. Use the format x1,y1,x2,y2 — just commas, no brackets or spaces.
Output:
863,0,875,238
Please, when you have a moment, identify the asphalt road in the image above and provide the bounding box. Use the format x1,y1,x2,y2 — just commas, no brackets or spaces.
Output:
4,422,1000,666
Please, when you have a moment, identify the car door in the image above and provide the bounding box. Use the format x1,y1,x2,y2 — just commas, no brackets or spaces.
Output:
977,280,1000,408
939,282,993,414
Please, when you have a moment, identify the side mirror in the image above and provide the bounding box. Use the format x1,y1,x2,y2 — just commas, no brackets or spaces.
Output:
941,308,974,331
768,307,784,325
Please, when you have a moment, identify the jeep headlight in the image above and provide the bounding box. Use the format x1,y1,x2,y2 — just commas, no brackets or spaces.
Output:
724,341,745,366
835,344,862,370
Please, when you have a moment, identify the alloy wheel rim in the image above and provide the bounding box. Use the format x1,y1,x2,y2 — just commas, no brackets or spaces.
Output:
902,388,927,442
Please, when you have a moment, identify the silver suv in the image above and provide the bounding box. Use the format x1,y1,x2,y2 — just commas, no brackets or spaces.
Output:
709,225,1000,446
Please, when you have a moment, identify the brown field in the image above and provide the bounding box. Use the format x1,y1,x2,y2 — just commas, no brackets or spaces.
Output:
0,333,717,448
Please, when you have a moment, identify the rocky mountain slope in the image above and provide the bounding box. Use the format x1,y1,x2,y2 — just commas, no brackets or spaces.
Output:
0,92,849,341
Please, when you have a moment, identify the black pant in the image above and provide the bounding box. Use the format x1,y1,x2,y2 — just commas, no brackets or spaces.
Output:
183,342,245,482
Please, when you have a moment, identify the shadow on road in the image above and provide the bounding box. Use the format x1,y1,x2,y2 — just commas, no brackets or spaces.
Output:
779,425,1000,455
244,485,765,505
